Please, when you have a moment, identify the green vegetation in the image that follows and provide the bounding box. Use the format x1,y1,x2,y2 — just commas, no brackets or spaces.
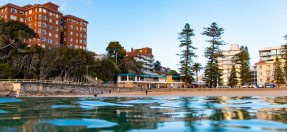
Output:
177,23,197,87
105,41,126,62
272,57,285,85
234,46,252,86
153,60,161,71
192,62,202,83
202,22,225,87
228,65,238,87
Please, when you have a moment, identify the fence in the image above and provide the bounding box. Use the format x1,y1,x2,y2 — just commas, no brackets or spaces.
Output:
0,79,117,87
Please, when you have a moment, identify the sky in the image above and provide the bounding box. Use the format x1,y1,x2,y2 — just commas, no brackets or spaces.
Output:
1,0,287,75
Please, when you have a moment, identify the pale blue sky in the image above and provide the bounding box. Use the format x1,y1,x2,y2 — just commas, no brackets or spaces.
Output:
1,0,287,74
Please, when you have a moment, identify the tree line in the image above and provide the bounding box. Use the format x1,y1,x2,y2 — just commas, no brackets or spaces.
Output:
177,22,253,87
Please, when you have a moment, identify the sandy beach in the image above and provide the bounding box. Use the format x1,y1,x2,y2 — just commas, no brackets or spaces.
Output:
36,90,287,97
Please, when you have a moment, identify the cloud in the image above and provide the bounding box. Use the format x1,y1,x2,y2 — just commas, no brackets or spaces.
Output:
86,1,91,4
59,3,68,10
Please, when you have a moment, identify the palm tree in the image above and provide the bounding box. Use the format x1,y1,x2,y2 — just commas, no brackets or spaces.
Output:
193,62,203,84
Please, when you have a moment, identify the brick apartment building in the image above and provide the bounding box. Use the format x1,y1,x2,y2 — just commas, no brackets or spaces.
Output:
126,47,156,75
0,2,88,49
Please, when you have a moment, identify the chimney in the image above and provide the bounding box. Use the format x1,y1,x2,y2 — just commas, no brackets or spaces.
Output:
131,47,133,52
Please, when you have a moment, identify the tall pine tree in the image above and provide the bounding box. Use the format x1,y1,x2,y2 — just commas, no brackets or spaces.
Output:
177,23,197,87
272,57,285,85
234,46,252,86
228,65,238,87
281,35,287,79
202,22,225,88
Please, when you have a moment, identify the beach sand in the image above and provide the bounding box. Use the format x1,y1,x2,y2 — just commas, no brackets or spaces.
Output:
36,90,287,97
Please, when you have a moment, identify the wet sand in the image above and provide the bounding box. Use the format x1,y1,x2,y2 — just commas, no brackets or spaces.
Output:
38,90,287,97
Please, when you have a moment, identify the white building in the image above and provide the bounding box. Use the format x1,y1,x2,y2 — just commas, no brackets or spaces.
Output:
217,44,241,86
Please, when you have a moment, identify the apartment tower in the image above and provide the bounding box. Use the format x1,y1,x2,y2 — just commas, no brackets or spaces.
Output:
0,2,88,49
126,47,156,75
217,44,241,86
256,46,284,86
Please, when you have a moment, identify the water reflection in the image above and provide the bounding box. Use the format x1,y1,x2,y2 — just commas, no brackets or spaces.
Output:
0,96,285,131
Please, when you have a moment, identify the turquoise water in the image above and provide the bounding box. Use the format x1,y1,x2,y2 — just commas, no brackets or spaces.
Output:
0,96,287,131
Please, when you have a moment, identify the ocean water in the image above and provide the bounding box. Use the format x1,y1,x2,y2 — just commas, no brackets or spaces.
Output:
0,96,286,132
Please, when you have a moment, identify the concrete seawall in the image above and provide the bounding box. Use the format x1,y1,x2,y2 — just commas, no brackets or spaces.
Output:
1,82,287,97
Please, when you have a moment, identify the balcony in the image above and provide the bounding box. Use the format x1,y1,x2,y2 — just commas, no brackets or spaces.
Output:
142,71,157,75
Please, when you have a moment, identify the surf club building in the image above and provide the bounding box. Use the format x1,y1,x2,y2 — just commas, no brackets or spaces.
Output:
117,74,184,88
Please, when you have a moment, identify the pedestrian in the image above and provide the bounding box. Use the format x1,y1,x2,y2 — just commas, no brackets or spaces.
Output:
109,90,111,94
101,90,103,94
145,87,148,95
94,93,97,97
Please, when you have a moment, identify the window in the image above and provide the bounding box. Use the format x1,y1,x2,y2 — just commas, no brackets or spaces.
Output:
20,18,23,22
42,30,46,34
29,17,32,21
55,41,58,44
80,40,82,43
75,45,78,49
5,15,6,19
71,19,73,22
43,9,46,13
10,15,17,20
64,19,66,22
39,8,42,12
80,28,82,31
83,40,86,44
29,10,32,14
55,34,58,38
80,34,82,37
70,44,72,47
56,20,58,24
70,38,72,41
55,27,58,31
56,14,58,18
76,27,78,30
70,25,73,29
28,24,31,28
10,8,17,13
260,72,262,75
20,11,24,15
76,39,78,43
80,22,82,25
42,37,45,41
49,32,51,36
35,15,37,19
42,23,46,27
76,21,78,24
260,79,262,82
70,32,73,35
83,34,86,38
83,22,86,26
259,66,262,69
48,39,52,43
39,22,41,26
64,31,66,35
35,8,37,12
80,46,82,49
49,12,52,16
49,18,52,23
83,47,85,50
266,65,270,69
43,16,46,20
1,9,3,13
64,25,66,28
64,38,66,41
49,26,52,29
38,29,41,33
39,15,41,19
76,33,78,37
